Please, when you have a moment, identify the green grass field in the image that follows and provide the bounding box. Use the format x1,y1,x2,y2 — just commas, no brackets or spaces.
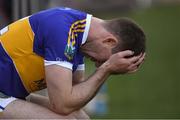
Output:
85,4,180,119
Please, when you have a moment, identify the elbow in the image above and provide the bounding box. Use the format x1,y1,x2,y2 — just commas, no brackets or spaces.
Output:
50,103,74,115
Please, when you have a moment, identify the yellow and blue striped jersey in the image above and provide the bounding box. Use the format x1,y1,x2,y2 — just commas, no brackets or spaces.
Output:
0,7,92,99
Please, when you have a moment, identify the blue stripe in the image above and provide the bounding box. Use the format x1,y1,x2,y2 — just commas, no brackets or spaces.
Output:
0,43,29,99
0,105,4,110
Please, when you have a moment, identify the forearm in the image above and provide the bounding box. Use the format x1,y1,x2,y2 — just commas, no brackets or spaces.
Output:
66,64,110,112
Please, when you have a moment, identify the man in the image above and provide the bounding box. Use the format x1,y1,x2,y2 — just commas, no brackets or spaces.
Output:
0,7,145,119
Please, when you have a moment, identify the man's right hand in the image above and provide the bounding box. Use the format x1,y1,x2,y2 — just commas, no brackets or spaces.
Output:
100,50,145,75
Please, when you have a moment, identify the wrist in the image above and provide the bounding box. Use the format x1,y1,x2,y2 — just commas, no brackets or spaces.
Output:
97,62,111,76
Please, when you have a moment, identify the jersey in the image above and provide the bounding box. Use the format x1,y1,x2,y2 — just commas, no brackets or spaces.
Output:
0,7,92,99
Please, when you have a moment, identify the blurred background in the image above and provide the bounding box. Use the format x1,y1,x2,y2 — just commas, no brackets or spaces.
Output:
0,0,180,119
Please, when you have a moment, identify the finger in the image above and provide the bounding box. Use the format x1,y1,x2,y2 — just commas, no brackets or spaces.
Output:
128,53,142,63
127,64,138,71
137,58,145,68
128,53,145,69
118,50,134,57
128,54,145,73
133,53,146,66
127,69,138,74
129,59,144,71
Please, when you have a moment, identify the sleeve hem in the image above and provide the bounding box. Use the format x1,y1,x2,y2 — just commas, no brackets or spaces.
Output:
76,64,85,71
44,60,73,70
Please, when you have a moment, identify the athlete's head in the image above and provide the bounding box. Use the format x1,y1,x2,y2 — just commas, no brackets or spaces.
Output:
81,17,146,65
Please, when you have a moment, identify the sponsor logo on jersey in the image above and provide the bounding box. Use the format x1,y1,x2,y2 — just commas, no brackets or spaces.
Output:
64,44,76,60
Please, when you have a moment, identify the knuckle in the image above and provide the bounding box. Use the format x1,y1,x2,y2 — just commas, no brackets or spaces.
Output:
127,61,132,65
117,53,122,57
127,50,133,53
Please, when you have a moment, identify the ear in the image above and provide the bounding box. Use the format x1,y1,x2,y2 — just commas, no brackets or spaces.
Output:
103,37,118,48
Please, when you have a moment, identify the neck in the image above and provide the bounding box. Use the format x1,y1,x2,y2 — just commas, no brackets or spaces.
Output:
86,17,105,43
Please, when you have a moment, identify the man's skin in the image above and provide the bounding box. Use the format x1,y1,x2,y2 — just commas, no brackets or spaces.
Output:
1,17,145,119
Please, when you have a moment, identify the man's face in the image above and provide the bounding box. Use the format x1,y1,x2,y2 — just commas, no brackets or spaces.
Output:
81,39,116,67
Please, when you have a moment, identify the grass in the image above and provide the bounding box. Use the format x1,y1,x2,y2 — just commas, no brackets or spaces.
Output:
85,4,180,119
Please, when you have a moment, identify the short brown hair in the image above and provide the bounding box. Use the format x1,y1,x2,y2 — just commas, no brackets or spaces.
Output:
104,18,146,56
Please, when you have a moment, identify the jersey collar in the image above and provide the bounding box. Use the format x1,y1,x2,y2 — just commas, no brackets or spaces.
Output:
81,14,92,45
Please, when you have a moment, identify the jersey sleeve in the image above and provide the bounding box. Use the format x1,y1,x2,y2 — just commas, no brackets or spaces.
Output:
43,16,75,70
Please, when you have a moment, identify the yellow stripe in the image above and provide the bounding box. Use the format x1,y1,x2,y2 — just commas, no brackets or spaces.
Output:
67,19,86,45
70,24,86,46
71,28,85,46
74,24,86,29
73,19,86,26
73,29,84,33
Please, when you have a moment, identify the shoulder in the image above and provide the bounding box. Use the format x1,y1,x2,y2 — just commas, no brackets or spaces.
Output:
29,7,88,25
29,7,90,36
